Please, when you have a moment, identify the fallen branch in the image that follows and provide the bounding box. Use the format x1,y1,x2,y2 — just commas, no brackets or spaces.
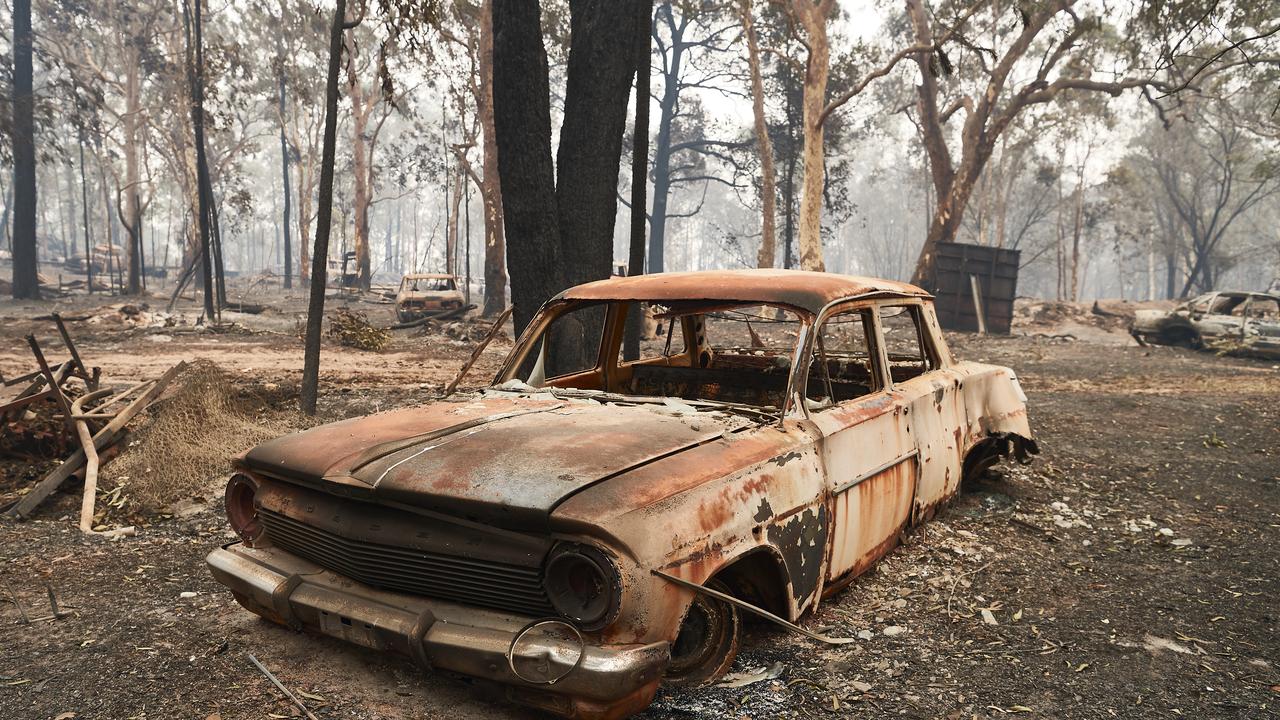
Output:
2,580,30,625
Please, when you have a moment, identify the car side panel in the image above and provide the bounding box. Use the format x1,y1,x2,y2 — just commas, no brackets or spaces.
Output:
899,370,966,518
808,393,915,586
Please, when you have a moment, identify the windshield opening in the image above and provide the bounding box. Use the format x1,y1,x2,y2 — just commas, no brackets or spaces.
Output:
402,276,456,292
502,300,806,413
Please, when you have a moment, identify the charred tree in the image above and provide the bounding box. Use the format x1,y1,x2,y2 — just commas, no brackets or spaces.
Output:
555,1,642,291
493,0,642,335
492,0,564,335
624,0,652,361
300,0,357,415
277,38,294,290
11,0,39,299
182,0,216,321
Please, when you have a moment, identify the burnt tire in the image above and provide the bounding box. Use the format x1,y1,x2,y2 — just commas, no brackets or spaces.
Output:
663,579,741,687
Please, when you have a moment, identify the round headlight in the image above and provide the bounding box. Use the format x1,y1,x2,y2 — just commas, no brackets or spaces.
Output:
224,474,263,546
544,544,620,630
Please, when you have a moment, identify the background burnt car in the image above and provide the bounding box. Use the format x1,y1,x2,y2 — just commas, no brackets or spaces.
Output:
207,270,1036,719
394,273,464,321
1131,291,1280,359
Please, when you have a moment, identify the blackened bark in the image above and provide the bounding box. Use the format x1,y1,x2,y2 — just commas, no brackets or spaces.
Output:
647,5,684,274
494,0,642,340
624,0,653,361
182,0,216,320
300,0,351,415
492,0,563,335
555,0,641,292
11,0,38,299
78,131,93,292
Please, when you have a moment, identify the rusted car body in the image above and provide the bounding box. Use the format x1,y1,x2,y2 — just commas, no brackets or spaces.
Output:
1131,291,1280,359
207,270,1037,719
395,273,465,322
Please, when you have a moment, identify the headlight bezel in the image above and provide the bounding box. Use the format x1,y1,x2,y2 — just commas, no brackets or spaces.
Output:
224,473,265,546
543,543,621,631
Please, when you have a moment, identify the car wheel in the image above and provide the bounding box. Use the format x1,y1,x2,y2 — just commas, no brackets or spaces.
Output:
663,579,741,687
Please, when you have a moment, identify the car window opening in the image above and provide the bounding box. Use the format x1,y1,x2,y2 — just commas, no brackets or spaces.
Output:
879,305,935,384
807,309,878,409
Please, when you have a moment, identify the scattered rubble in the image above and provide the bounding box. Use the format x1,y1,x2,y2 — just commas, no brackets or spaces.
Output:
1,315,183,534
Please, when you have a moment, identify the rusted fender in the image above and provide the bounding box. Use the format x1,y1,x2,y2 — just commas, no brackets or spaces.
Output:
554,418,828,646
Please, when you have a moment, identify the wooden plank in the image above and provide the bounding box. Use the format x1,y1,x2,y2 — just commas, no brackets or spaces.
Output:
7,362,186,520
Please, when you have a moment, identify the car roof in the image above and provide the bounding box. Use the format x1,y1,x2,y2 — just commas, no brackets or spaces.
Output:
1201,291,1279,299
558,269,930,314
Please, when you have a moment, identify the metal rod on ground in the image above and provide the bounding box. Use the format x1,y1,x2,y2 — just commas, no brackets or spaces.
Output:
652,570,857,645
443,306,513,397
2,360,68,389
247,653,320,720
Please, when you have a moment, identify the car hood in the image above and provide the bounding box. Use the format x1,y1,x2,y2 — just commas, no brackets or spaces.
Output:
240,392,753,530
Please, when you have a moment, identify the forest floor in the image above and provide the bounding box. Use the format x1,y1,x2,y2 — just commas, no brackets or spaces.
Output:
0,281,1277,720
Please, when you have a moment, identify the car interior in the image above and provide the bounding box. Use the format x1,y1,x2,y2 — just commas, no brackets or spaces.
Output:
509,300,939,410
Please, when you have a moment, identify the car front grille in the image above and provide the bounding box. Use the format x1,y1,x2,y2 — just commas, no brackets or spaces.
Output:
259,508,554,618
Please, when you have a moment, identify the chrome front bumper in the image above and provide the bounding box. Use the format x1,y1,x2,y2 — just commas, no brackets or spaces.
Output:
207,543,667,719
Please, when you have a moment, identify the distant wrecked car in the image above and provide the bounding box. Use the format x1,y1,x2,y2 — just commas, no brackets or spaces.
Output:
1131,291,1280,359
395,273,465,322
207,269,1038,719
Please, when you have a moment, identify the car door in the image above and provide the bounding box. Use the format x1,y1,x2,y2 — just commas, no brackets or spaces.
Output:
1191,292,1247,342
878,302,965,521
805,303,916,590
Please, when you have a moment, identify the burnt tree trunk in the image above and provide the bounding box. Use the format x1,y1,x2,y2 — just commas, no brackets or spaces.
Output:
77,130,94,292
182,0,216,320
647,4,685,274
11,0,38,299
300,0,353,414
477,0,507,317
493,0,641,336
492,0,564,335
555,0,641,291
278,70,293,289
624,0,653,361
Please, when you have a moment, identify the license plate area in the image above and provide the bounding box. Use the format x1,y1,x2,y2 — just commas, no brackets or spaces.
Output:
319,610,384,650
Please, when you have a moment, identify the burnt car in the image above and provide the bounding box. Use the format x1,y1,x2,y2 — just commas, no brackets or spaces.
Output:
1131,291,1280,359
395,273,465,321
207,270,1037,719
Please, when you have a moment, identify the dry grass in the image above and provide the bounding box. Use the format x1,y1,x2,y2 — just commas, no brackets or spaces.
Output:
102,359,304,511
